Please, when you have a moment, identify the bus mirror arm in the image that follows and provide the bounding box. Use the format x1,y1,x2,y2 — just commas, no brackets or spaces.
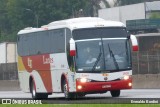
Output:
69,38,76,56
127,34,130,39
127,31,130,39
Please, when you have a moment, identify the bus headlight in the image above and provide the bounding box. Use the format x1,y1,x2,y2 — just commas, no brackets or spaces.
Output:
77,85,82,89
124,75,130,80
121,75,130,80
77,78,91,83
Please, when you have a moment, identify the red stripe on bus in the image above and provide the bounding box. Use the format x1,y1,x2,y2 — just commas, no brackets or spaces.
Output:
22,54,53,93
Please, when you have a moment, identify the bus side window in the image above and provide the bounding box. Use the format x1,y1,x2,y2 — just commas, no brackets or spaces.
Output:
49,29,65,53
23,35,29,56
28,33,37,55
17,35,24,56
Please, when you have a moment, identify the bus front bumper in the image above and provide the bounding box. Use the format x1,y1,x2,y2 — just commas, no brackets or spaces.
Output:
76,78,132,93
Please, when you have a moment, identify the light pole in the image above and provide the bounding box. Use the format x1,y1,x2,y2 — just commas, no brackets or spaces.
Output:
25,8,39,27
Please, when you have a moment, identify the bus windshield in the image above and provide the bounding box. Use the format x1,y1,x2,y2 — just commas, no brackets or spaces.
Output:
73,28,131,72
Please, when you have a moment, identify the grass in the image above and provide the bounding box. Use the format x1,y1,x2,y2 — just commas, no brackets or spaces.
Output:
0,104,160,107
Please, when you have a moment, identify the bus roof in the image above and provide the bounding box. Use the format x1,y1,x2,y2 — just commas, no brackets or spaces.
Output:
18,17,125,35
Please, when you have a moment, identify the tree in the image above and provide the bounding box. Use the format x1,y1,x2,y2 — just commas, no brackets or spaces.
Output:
85,0,110,17
116,0,145,6
0,0,90,42
149,12,160,19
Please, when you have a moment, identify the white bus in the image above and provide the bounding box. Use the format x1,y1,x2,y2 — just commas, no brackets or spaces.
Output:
17,17,138,99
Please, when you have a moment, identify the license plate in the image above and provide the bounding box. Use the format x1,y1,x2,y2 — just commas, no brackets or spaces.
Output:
102,85,111,88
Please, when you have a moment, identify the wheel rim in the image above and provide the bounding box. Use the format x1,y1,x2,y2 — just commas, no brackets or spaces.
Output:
64,82,68,98
32,82,36,97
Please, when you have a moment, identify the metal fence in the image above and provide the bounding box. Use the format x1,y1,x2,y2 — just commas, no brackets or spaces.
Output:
132,51,160,75
0,63,18,80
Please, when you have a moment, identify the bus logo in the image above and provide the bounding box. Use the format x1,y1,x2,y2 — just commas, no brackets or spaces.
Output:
43,56,53,64
27,58,32,68
104,77,108,81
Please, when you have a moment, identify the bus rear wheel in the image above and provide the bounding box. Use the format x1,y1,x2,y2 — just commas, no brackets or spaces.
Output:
30,80,48,99
110,90,120,97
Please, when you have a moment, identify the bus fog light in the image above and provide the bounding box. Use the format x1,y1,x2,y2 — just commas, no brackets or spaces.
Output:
77,85,82,90
128,82,132,87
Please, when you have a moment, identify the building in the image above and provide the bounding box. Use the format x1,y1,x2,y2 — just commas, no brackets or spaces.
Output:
0,42,17,80
98,1,160,25
0,42,17,64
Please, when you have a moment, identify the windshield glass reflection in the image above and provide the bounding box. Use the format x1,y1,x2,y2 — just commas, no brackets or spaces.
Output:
75,39,131,72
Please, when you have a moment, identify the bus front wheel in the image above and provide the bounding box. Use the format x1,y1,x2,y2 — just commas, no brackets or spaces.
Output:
63,80,75,99
110,90,120,97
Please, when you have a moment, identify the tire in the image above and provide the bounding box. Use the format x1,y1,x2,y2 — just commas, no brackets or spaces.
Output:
30,80,48,99
77,93,85,98
110,90,120,97
63,80,75,99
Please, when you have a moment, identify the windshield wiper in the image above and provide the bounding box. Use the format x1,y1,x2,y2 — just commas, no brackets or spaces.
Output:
92,43,102,71
108,44,119,70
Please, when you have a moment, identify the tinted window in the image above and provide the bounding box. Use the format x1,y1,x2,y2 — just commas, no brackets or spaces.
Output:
17,28,65,56
49,29,65,53
28,33,37,55
36,31,50,54
17,35,24,55
72,27,128,40
23,35,29,56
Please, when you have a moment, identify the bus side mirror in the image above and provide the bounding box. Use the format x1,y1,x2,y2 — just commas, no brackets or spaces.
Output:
130,35,139,51
69,38,76,56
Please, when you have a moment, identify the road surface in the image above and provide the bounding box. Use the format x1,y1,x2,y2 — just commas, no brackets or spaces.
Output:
0,89,160,104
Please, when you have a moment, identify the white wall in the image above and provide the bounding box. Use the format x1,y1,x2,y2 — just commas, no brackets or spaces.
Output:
99,7,120,22
7,43,17,63
120,3,145,25
0,43,7,63
0,42,17,64
98,3,146,25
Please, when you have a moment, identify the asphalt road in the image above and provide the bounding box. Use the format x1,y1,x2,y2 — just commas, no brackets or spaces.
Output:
0,89,160,104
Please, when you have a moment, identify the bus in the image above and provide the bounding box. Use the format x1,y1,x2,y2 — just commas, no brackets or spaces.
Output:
17,17,138,99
